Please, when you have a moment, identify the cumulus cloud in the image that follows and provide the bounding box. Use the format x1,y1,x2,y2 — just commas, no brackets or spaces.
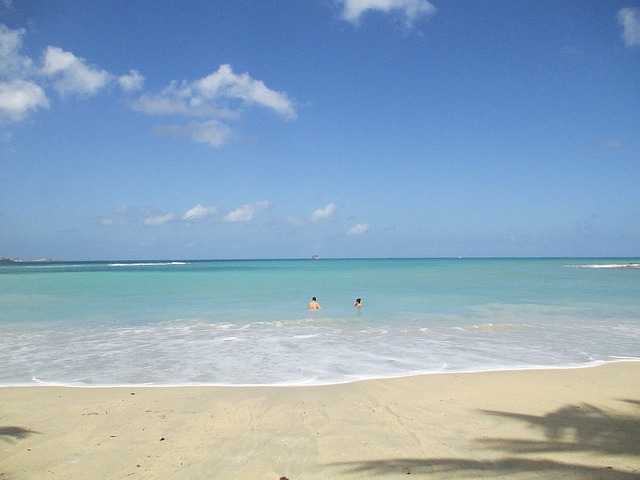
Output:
339,0,435,26
144,213,176,226
132,64,296,148
1,25,295,146
102,201,272,227
0,79,48,121
311,203,337,221
1,24,143,122
193,64,296,119
224,200,270,223
618,7,640,47
0,25,48,121
347,223,370,235
0,24,33,77
41,46,112,96
132,84,243,119
183,204,218,221
118,69,144,92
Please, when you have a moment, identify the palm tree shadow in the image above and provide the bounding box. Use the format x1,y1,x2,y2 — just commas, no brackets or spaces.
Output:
327,399,640,479
330,457,638,479
479,399,640,457
0,426,40,443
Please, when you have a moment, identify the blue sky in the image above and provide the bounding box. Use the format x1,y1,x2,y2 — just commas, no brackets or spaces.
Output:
1,0,639,260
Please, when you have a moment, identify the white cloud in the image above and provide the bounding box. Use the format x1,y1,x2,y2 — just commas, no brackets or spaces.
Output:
131,93,192,116
1,24,294,148
144,213,175,226
0,79,48,121
103,201,271,227
339,0,435,26
183,204,218,221
347,223,370,235
139,65,296,120
132,91,243,120
194,64,296,119
0,24,33,78
0,25,48,121
1,24,148,123
118,69,144,92
132,64,296,148
188,119,234,147
155,119,234,148
311,203,337,221
618,7,640,47
41,46,112,96
224,200,270,222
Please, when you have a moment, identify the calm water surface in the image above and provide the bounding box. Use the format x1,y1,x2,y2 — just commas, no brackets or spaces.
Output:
1,258,638,386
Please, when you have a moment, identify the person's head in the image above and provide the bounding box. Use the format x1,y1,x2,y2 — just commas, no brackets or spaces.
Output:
312,297,317,301
356,298,361,303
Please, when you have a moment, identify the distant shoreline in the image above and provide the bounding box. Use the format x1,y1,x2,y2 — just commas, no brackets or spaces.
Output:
0,257,61,264
2,256,640,264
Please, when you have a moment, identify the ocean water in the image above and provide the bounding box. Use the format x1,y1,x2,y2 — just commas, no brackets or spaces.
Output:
1,258,639,387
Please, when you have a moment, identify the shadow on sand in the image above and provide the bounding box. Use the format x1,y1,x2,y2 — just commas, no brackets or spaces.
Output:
0,426,40,443
328,399,640,479
479,399,640,457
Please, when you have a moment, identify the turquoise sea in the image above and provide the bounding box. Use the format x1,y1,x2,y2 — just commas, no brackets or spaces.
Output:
1,258,639,387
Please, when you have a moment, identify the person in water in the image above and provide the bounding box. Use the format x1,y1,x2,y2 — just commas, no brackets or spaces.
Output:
308,297,321,309
354,298,362,307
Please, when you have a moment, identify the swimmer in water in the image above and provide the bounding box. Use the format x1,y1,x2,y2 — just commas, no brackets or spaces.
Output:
308,297,321,309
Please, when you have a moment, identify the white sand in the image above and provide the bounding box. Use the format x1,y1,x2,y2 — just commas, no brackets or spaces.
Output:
1,362,639,479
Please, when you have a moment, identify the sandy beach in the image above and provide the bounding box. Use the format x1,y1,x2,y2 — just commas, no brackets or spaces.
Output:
1,362,639,479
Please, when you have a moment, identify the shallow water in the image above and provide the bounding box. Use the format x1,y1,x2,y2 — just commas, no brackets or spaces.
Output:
1,258,638,386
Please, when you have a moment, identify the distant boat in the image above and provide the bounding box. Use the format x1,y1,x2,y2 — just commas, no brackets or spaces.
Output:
312,253,320,259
